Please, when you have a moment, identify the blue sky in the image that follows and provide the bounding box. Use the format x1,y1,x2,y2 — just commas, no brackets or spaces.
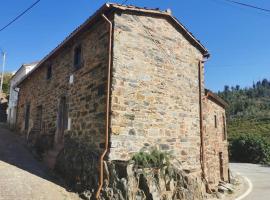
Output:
0,0,270,91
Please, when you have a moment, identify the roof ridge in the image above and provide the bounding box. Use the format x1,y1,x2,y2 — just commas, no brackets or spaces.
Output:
16,2,209,87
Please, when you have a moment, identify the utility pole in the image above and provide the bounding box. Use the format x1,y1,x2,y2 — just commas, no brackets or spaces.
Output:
0,50,6,93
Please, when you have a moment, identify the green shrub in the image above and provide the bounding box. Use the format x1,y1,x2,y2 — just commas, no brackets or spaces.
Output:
229,133,270,164
132,148,171,169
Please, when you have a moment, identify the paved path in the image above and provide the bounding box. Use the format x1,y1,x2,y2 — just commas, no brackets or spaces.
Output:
0,126,80,200
230,163,270,200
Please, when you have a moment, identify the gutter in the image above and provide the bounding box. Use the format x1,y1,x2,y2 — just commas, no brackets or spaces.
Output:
198,60,211,193
95,13,113,199
198,60,205,176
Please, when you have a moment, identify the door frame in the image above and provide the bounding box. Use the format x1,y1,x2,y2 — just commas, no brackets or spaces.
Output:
55,96,68,146
24,103,31,132
219,152,224,181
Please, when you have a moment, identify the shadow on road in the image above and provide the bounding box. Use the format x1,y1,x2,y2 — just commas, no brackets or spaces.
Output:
0,125,68,190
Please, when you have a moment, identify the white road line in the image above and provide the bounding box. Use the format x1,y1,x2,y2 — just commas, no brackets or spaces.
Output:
235,175,253,200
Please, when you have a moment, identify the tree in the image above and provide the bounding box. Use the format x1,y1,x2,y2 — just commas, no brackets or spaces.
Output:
1,73,13,95
262,79,269,87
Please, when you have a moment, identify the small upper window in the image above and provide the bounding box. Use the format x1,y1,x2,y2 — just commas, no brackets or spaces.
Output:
214,115,217,128
74,45,82,69
223,115,227,140
46,65,52,80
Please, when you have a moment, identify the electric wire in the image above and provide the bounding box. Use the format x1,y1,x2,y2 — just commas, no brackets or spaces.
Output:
222,0,270,13
0,0,41,33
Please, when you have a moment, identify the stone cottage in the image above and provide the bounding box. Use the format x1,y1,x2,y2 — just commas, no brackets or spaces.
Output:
15,3,229,197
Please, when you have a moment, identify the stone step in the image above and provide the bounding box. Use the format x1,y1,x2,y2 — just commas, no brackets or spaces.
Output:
218,185,229,193
47,150,60,157
219,182,234,192
44,154,57,169
44,144,64,169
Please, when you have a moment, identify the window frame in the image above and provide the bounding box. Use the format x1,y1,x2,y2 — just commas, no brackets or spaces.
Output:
46,65,52,80
214,114,217,128
222,115,227,140
73,44,83,69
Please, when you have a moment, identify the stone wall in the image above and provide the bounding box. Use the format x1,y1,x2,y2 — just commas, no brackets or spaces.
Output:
110,11,205,173
98,161,207,200
203,97,229,189
16,17,110,155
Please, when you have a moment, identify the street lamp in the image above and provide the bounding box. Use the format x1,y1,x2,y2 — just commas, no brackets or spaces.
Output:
0,48,6,93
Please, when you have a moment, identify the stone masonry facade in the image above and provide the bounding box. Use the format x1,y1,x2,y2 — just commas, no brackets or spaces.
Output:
203,91,229,190
15,3,229,193
110,11,204,173
16,17,109,153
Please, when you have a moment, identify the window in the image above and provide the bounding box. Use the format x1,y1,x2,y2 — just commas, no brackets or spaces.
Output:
24,103,30,131
46,65,52,80
214,115,217,128
223,115,227,140
73,45,82,69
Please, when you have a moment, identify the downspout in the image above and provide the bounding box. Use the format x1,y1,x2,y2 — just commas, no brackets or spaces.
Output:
198,60,210,192
95,13,112,199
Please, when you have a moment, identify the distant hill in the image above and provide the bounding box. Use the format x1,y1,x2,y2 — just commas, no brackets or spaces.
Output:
218,79,270,142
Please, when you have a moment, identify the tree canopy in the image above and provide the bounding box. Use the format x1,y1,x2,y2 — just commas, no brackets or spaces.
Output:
218,79,270,164
1,72,13,95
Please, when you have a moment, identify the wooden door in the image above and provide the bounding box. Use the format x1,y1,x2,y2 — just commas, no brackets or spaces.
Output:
57,97,68,144
219,152,224,181
25,104,30,131
35,105,43,132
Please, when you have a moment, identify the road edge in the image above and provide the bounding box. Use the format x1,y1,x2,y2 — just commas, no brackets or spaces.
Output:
235,175,253,200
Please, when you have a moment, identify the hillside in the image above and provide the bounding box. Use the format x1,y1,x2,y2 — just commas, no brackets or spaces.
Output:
218,79,270,139
218,79,270,163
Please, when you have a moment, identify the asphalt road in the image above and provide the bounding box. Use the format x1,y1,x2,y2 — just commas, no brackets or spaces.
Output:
230,163,270,200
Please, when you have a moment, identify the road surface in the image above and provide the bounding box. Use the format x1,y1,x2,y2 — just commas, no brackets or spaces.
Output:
230,163,270,200
0,126,80,200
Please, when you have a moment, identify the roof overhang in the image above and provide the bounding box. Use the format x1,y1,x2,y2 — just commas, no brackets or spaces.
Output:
16,3,209,88
205,89,228,108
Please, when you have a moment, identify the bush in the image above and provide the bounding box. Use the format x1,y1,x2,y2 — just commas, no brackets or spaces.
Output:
132,148,171,169
229,133,270,164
